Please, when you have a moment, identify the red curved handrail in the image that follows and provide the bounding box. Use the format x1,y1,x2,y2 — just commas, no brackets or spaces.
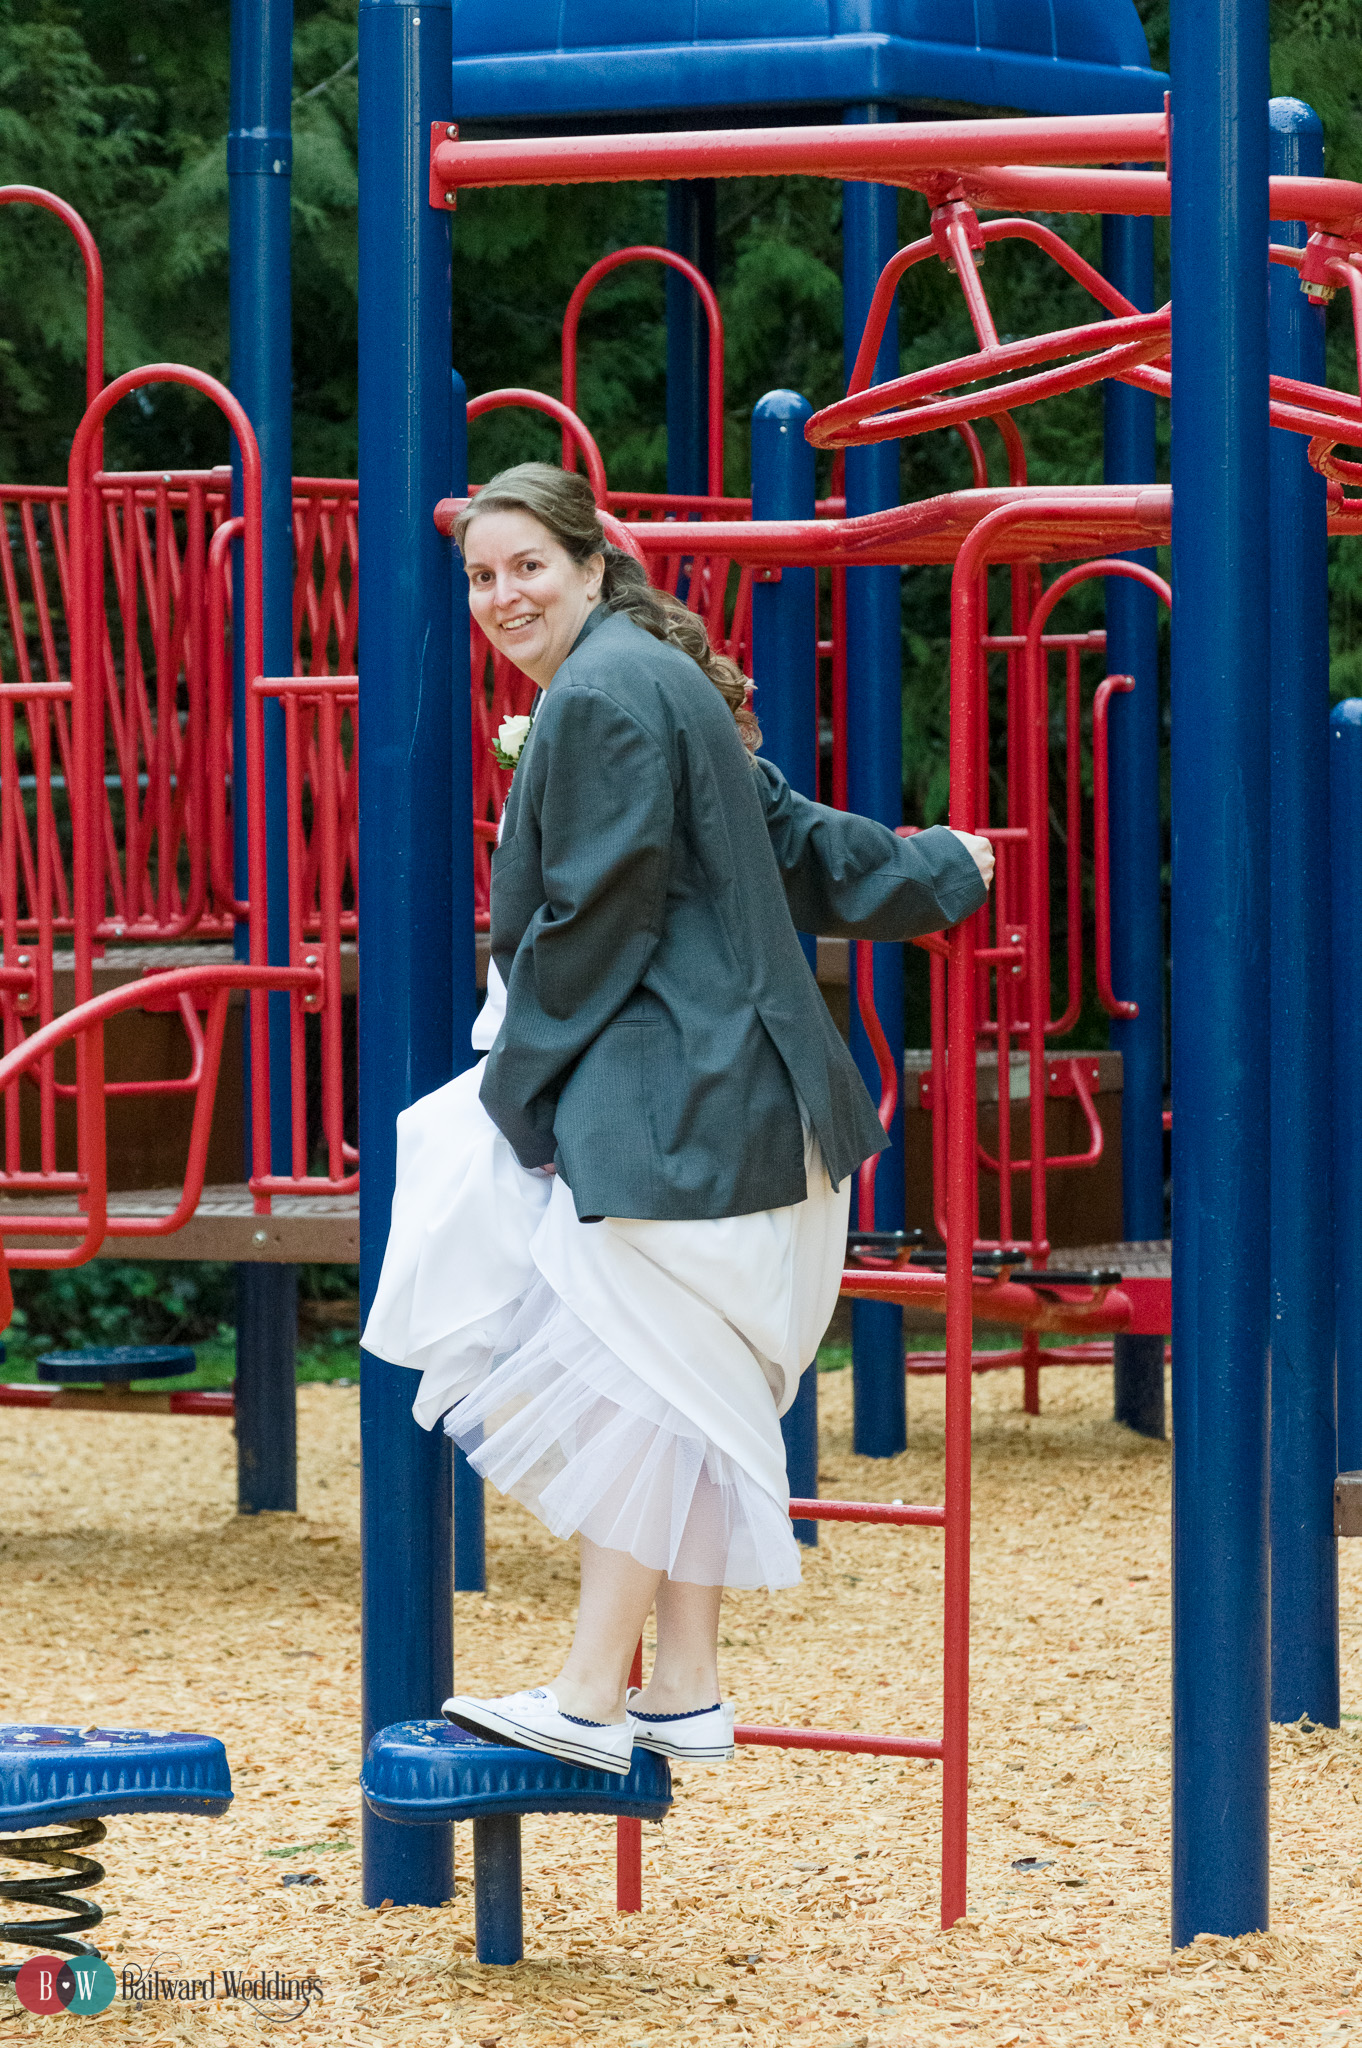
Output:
206,516,250,922
0,963,316,1269
810,309,1170,451
1092,676,1136,1019
562,246,725,498
824,207,1168,455
0,186,104,408
854,939,899,1233
466,387,609,504
1020,558,1171,1031
68,366,269,1193
598,508,645,565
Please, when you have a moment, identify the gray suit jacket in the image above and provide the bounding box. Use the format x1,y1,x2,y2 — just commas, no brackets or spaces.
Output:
482,605,987,1221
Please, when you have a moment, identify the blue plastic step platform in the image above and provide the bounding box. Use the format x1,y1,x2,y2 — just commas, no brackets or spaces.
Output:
0,1725,232,1979
362,1722,671,1965
36,1346,197,1384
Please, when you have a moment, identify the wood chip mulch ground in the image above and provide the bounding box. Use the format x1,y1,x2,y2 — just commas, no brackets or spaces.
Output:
1,1361,1359,2045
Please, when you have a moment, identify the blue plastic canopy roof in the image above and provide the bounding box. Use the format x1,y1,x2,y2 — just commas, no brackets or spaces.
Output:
450,0,1166,122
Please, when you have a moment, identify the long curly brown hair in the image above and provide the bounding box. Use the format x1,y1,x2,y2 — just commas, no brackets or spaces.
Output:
452,463,761,753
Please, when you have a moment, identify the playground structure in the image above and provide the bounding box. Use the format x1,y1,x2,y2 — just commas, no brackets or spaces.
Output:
0,0,1353,1962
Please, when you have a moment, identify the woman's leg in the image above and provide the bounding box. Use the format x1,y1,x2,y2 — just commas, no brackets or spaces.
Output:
630,1577,723,1714
552,1535,664,1723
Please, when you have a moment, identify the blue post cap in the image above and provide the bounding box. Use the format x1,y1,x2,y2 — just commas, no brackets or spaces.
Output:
361,1722,672,1825
35,1346,197,1384
0,1728,232,1829
1333,698,1362,731
1269,96,1324,139
753,389,814,428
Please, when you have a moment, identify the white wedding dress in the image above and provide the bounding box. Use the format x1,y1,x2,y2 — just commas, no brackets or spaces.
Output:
361,961,851,1590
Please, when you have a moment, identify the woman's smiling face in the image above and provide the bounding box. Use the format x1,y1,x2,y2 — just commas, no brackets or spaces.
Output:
462,508,604,687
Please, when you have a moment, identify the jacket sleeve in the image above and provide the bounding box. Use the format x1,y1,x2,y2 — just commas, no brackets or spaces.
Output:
754,756,988,940
480,684,674,1170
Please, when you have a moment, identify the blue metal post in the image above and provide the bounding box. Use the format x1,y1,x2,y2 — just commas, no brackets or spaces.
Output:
1169,0,1272,1945
666,181,716,499
358,0,456,1909
752,389,821,1540
235,1264,298,1511
449,368,487,1595
1267,98,1338,1730
780,1370,819,1548
473,1814,523,1965
1102,213,1163,1241
229,0,297,1514
842,104,905,1458
1103,210,1167,1440
1332,703,1362,1474
750,390,818,873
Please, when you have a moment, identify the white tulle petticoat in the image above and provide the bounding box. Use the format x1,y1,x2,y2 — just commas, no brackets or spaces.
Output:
361,964,850,1592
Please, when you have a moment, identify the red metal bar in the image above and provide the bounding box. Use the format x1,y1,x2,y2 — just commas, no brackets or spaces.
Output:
438,483,1175,567
562,248,725,498
0,1383,235,1415
854,940,897,1231
811,307,1170,452
466,389,608,504
207,516,249,920
905,1342,1126,1376
616,1638,644,1914
940,499,1046,1925
788,1496,943,1527
0,966,315,1262
955,163,1362,235
428,114,1171,203
1094,675,1138,1019
735,1724,944,1761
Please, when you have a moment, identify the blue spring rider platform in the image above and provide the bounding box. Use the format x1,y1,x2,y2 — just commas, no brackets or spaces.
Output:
35,1346,197,1384
362,1723,672,1964
0,1725,232,1978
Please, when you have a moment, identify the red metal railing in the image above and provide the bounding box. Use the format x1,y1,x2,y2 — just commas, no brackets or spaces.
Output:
562,247,725,498
0,367,347,1246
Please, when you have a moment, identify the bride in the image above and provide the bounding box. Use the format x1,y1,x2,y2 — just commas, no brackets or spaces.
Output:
362,462,993,1776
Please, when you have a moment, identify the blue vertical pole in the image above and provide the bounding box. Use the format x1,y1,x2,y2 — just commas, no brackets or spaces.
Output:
665,182,716,499
449,368,486,1595
1267,98,1338,1730
1332,702,1362,1474
1103,212,1167,1437
843,104,905,1459
752,388,820,1540
358,0,456,1909
780,1371,819,1548
1102,213,1163,1241
750,392,817,845
229,0,296,1514
1169,0,1272,1946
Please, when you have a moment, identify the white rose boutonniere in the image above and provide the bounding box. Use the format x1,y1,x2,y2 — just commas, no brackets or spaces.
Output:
492,712,533,773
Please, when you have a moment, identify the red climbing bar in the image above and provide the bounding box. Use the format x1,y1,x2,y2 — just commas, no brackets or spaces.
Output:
736,1725,945,1761
429,112,1170,202
788,1497,944,1528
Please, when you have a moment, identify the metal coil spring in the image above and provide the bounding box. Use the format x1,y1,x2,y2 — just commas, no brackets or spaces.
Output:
0,1819,105,1982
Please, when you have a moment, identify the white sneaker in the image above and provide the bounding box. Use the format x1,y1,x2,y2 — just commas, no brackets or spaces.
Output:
440,1686,635,1776
626,1689,735,1763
